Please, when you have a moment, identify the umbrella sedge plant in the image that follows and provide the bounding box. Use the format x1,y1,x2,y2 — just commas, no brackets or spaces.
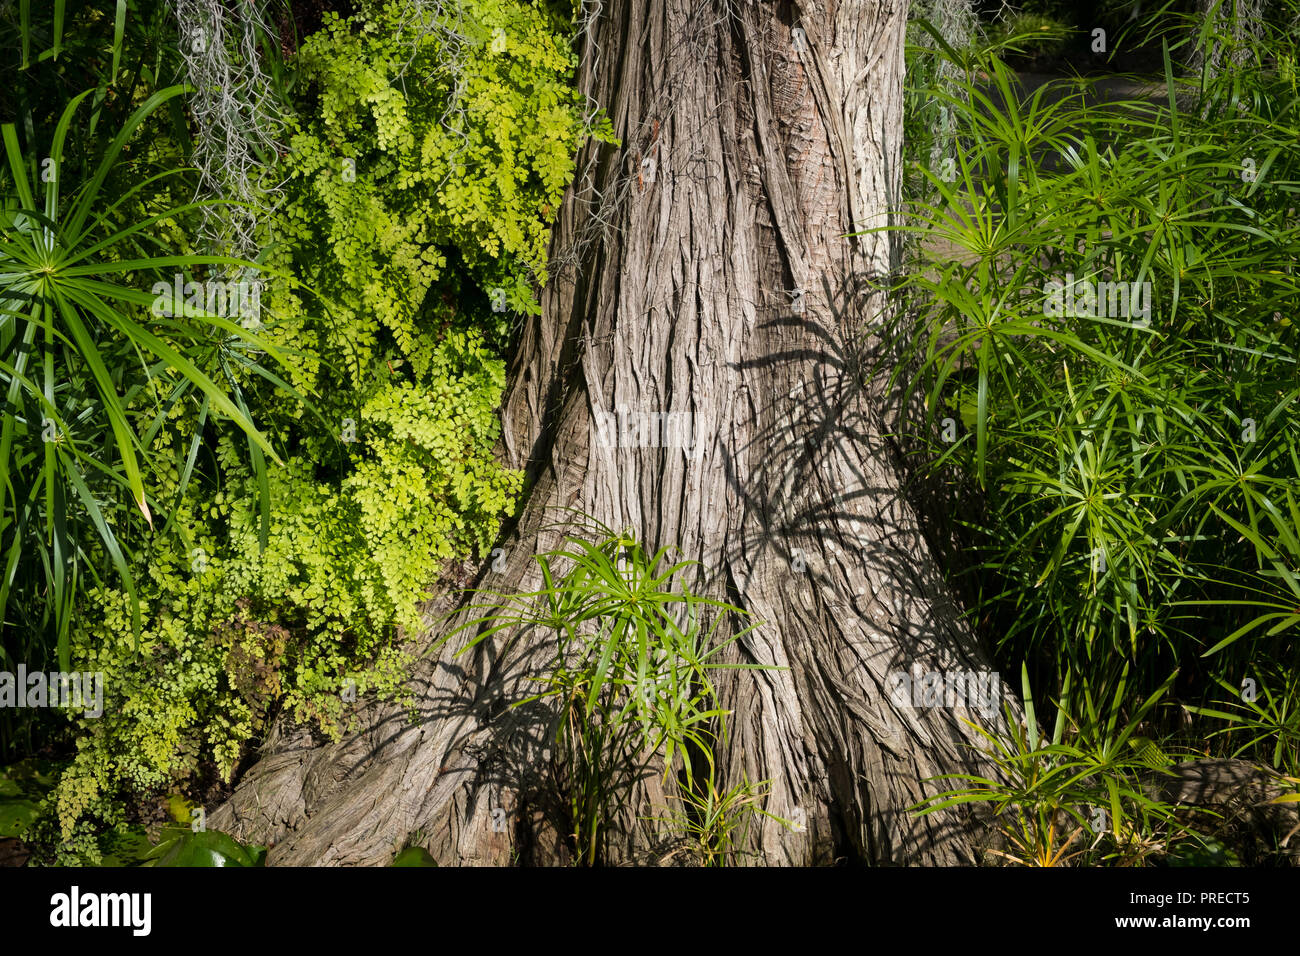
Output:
439,514,775,865
0,84,296,672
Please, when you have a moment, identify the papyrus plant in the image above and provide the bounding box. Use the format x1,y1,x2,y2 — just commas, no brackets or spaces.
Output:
0,85,286,668
444,516,769,865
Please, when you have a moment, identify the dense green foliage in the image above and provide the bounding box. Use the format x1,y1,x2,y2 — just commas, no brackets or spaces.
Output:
894,5,1300,862
2,0,1297,868
1,85,285,675
0,0,609,862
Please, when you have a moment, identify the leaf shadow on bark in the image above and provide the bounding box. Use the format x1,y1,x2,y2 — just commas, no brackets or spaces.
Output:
696,265,1016,865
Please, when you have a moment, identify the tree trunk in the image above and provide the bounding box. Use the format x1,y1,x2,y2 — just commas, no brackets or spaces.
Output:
1188,0,1265,82
210,0,1011,866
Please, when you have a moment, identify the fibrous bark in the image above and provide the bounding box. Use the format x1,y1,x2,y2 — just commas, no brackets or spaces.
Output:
211,0,1011,866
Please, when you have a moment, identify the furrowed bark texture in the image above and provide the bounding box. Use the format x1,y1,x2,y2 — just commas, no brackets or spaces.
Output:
211,0,1010,866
